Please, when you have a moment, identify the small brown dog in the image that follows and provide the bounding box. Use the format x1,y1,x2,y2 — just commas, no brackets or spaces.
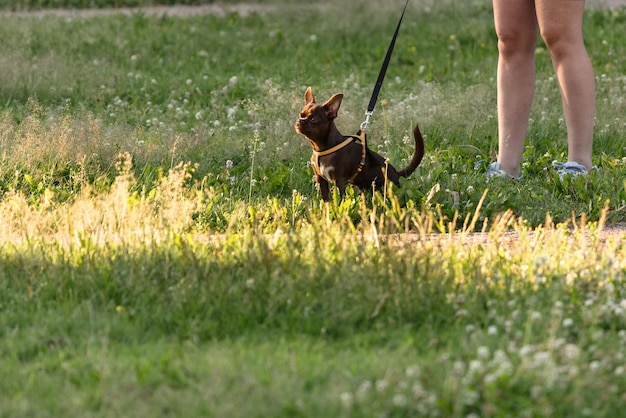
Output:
294,87,425,201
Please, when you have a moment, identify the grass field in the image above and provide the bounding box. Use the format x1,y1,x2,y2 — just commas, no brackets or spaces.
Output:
0,1,625,416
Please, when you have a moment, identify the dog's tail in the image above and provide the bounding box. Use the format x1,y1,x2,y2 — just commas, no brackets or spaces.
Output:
397,123,425,178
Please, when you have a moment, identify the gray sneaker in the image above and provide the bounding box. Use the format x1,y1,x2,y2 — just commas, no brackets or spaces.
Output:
552,161,592,180
486,162,522,180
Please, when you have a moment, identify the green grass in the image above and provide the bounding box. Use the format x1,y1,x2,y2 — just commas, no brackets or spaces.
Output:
0,1,625,416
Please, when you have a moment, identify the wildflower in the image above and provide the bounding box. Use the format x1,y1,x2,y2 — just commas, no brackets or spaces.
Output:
477,346,490,360
563,344,580,361
468,360,483,375
393,394,407,407
563,318,574,327
356,380,372,399
376,379,389,392
340,392,353,408
229,76,238,86
487,325,498,336
412,382,425,398
406,365,420,378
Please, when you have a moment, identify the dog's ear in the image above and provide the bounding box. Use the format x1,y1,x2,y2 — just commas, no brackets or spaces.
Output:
322,93,343,119
304,87,315,105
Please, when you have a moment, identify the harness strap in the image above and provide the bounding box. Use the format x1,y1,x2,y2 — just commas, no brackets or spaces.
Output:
350,129,367,181
311,131,367,181
312,137,354,158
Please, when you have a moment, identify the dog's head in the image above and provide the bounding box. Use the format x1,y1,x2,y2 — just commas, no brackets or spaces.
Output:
294,87,343,143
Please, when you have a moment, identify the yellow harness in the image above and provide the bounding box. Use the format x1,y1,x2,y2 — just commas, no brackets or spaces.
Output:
311,130,367,182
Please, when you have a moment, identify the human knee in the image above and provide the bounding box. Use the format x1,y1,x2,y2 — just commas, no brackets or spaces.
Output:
496,29,537,58
540,28,580,59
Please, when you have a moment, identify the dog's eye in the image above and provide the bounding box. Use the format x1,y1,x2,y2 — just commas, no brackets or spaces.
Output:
309,116,316,123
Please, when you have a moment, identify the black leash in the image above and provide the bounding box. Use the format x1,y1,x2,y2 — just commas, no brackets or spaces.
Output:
360,0,410,132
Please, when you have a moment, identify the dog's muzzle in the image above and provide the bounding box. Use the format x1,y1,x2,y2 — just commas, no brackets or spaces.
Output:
295,119,308,134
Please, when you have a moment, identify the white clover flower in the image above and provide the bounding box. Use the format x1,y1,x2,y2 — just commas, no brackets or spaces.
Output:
487,325,498,336
463,390,480,405
533,351,551,366
340,392,353,408
563,318,574,328
226,160,233,170
229,76,238,86
477,346,490,360
468,360,483,375
376,379,389,392
406,365,420,378
393,394,407,407
453,360,465,376
563,344,580,361
412,382,425,398
186,79,193,86
356,380,372,399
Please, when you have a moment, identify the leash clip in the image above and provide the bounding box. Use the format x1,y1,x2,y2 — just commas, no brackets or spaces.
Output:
360,111,373,131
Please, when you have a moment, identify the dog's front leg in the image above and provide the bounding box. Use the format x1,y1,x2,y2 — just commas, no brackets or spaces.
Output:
317,176,331,202
335,179,347,200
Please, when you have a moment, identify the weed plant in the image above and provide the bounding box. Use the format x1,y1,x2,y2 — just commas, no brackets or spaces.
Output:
0,1,625,416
